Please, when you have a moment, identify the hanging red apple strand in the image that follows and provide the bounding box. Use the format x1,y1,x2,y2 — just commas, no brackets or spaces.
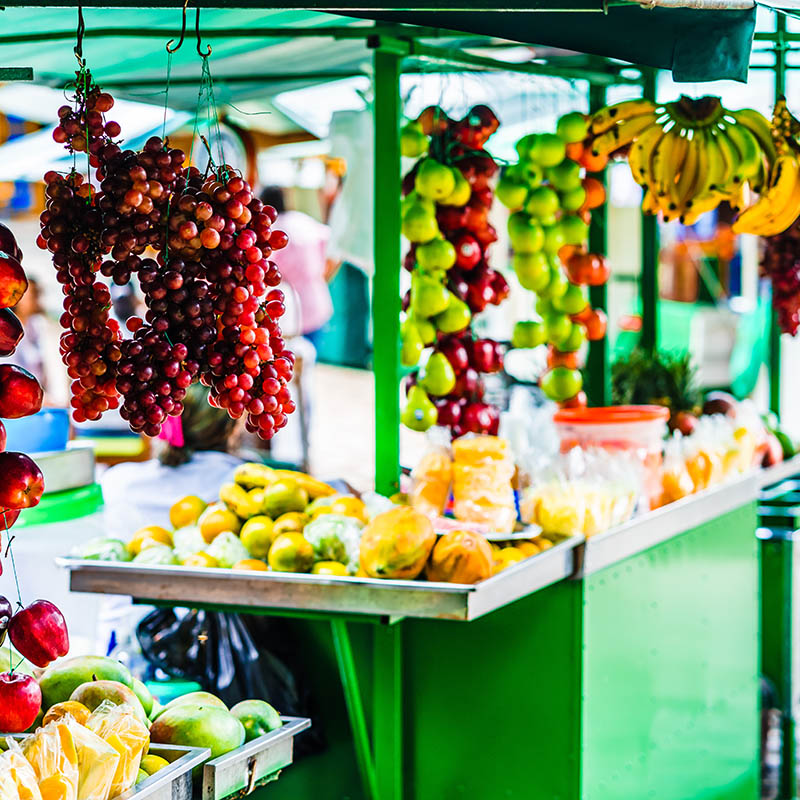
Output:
497,112,609,407
40,65,295,439
400,105,507,437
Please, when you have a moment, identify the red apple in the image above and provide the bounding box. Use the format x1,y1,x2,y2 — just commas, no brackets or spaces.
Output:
417,106,451,136
463,401,494,434
0,253,27,309
0,365,43,419
436,206,468,233
763,433,784,467
468,105,500,136
0,672,41,732
434,397,462,428
8,600,69,668
447,269,470,301
466,270,494,312
463,202,488,234
485,404,500,435
473,187,494,208
470,338,503,373
403,246,416,273
454,233,482,271
438,336,469,373
491,271,510,304
453,367,484,401
0,596,11,646
0,452,44,509
0,309,23,357
475,224,498,250
0,507,20,531
0,223,22,262
401,162,420,196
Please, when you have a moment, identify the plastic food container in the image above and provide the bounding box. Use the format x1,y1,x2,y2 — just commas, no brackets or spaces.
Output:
3,407,70,452
552,405,669,509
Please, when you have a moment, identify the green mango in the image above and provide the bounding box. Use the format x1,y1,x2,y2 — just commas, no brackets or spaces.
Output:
133,678,154,718
150,704,245,759
39,656,133,711
231,700,283,742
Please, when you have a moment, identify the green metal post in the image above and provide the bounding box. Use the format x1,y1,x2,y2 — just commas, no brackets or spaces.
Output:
372,44,403,497
640,68,659,355
373,624,403,800
770,14,786,417
330,619,379,800
587,82,609,405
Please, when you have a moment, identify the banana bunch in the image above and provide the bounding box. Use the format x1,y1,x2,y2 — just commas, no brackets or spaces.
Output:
588,96,775,225
233,461,337,500
733,98,800,238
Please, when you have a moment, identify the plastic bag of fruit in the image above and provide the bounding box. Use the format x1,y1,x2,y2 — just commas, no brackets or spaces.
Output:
410,446,452,519
59,717,119,800
85,703,148,798
20,720,80,800
303,514,363,573
0,750,21,800
1,741,41,800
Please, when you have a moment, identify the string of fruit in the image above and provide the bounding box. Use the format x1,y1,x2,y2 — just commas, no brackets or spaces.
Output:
39,63,295,440
585,96,774,226
0,221,70,733
497,112,608,406
399,105,508,437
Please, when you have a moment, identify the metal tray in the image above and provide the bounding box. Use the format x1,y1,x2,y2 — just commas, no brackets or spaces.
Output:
5,740,209,800
202,717,311,800
58,535,582,622
758,455,800,489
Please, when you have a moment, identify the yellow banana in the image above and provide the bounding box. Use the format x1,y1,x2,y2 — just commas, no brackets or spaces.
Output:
659,126,689,220
234,462,277,489
731,108,777,165
272,469,337,499
680,190,726,226
724,121,761,180
701,129,726,193
711,125,741,190
220,482,261,518
728,180,750,213
639,124,667,193
733,153,800,235
590,99,658,135
590,112,657,156
671,129,700,219
642,188,660,215
628,123,664,186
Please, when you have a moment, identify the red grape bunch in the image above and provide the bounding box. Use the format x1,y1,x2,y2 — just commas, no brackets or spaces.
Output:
762,217,800,335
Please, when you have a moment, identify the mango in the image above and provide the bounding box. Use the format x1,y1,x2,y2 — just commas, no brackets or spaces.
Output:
39,656,133,711
132,679,154,718
139,755,169,776
42,701,91,727
135,770,149,785
230,700,282,742
152,691,227,720
70,680,149,726
149,704,245,759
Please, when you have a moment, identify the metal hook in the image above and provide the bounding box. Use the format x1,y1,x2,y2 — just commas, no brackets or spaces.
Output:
166,0,189,53
195,7,212,57
74,5,85,66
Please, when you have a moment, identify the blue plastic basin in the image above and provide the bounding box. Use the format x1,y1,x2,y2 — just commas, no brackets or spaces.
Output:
3,407,70,453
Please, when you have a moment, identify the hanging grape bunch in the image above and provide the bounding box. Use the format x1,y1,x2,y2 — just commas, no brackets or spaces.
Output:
399,105,508,437
496,112,608,407
39,66,294,439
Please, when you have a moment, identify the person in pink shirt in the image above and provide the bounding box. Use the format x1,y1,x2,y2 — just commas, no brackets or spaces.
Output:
260,186,335,350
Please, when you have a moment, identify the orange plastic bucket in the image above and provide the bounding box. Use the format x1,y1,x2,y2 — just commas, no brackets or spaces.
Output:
553,405,669,508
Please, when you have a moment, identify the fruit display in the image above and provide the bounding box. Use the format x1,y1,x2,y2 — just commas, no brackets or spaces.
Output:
585,95,775,225
39,66,294,440
497,111,608,406
400,105,507,437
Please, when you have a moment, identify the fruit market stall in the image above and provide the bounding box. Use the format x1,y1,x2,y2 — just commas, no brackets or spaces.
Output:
0,3,793,800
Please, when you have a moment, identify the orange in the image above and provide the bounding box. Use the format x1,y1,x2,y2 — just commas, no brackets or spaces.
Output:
272,512,308,536
268,533,314,573
492,546,526,575
181,552,219,568
128,526,172,556
198,504,241,543
515,541,541,558
42,701,90,727
232,558,269,571
329,496,367,522
311,561,348,576
169,495,207,529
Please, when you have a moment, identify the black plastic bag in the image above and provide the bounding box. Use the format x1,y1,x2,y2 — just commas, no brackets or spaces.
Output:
137,609,324,755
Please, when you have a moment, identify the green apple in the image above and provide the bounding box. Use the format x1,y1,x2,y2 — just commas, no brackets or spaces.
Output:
552,283,588,315
546,159,582,191
433,294,471,334
544,312,572,346
402,386,438,432
411,274,450,317
416,237,456,271
496,175,529,210
402,202,439,244
556,111,589,143
508,212,544,253
536,296,553,317
513,252,550,292
524,186,560,220
557,322,587,352
541,366,583,402
401,123,429,158
521,161,544,187
401,325,424,368
442,168,471,206
540,264,569,300
561,214,589,246
512,320,547,349
543,223,566,255
515,133,539,159
415,157,456,201
529,133,567,167
560,185,587,213
421,352,457,396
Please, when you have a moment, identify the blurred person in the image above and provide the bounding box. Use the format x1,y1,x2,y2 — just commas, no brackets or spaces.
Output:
0,277,67,406
260,186,335,350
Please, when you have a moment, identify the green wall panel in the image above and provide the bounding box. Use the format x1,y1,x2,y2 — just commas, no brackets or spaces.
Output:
581,504,760,800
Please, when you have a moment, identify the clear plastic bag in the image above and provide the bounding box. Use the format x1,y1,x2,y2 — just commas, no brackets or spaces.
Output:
61,718,119,800
20,721,80,800
85,703,149,799
410,446,452,519
0,751,21,800
4,741,42,800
